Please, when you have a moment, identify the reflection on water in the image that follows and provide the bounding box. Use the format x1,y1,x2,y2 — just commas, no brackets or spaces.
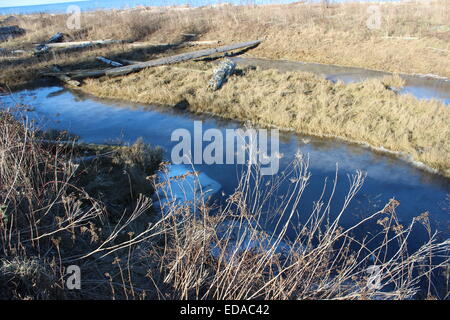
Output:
230,57,450,104
1,86,449,250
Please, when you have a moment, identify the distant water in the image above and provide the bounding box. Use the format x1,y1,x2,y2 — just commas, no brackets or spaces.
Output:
0,0,402,15
0,0,296,15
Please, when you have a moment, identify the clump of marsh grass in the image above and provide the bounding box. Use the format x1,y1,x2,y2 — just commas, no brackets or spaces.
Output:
381,74,406,90
113,137,163,175
0,257,57,299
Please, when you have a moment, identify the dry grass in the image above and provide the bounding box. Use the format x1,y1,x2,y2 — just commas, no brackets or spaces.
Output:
1,1,450,299
80,62,450,177
1,0,449,88
0,109,163,299
1,108,448,300
148,153,450,299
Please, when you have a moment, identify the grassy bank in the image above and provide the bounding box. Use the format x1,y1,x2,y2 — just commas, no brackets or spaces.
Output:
0,110,164,299
80,61,450,177
1,109,449,300
1,0,449,89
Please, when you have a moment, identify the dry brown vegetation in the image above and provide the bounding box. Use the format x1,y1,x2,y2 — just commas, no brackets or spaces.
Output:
1,0,449,88
80,61,450,177
1,1,450,301
1,109,449,300
0,110,163,299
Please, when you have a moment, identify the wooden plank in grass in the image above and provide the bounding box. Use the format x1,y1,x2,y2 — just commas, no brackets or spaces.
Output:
45,39,262,80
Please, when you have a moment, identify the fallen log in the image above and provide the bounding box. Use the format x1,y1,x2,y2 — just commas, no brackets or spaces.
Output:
157,65,208,74
118,58,141,65
0,48,30,56
47,32,64,44
119,59,207,73
53,74,80,87
34,38,218,55
40,39,124,48
96,56,123,67
119,59,209,73
49,40,262,80
35,39,124,54
0,25,25,42
381,36,419,40
0,25,24,34
185,40,221,46
119,59,207,74
127,40,220,48
48,66,80,87
52,74,80,87
209,58,236,90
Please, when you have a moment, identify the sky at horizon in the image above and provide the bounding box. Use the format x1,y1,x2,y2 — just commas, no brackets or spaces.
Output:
0,0,90,8
0,0,405,9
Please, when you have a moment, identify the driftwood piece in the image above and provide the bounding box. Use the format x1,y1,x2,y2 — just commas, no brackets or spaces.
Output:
0,48,30,56
118,59,207,74
47,32,64,44
49,66,80,87
47,40,262,80
52,74,81,87
120,59,208,73
381,36,419,40
0,26,24,34
127,40,220,48
96,56,123,67
119,59,207,73
0,25,25,42
34,45,50,54
41,39,123,48
157,65,208,74
118,58,141,65
35,39,124,54
209,58,236,90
